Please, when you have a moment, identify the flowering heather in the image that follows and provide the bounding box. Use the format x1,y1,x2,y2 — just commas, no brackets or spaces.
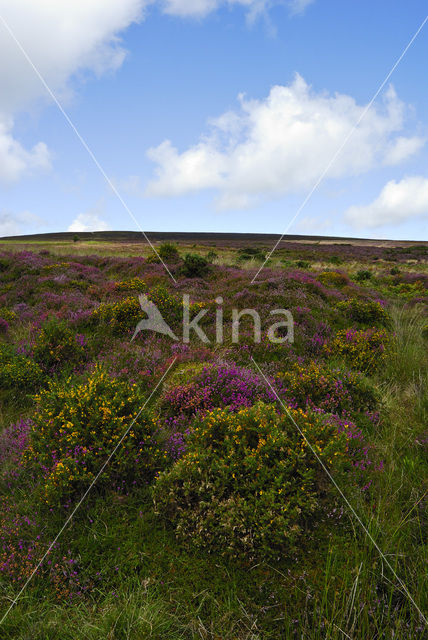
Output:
161,364,279,419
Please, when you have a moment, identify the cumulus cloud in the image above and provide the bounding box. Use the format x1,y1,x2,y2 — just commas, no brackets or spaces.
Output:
345,176,428,229
146,75,424,209
0,1,316,184
0,1,146,183
68,205,111,232
0,117,51,183
0,210,43,237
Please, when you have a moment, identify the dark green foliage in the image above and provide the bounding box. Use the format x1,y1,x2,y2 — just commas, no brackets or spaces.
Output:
33,319,87,374
335,299,391,327
206,250,218,262
355,269,372,282
180,253,210,278
237,246,265,261
158,242,180,263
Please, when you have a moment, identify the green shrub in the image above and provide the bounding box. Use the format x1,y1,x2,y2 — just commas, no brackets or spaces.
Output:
33,319,87,374
328,256,343,265
158,243,180,263
206,250,218,262
355,270,372,282
146,243,180,264
180,254,210,278
24,368,159,504
335,299,390,327
153,402,348,561
0,343,43,392
237,247,265,262
295,260,311,269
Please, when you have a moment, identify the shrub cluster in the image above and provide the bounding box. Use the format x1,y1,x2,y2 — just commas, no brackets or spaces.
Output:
24,368,159,504
0,343,43,392
160,364,277,420
114,278,146,292
180,253,210,278
335,299,390,327
324,327,391,373
153,402,348,560
91,296,142,332
276,360,377,415
317,271,349,287
32,319,87,375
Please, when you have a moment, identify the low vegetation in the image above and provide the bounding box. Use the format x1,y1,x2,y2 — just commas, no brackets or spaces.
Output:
0,238,426,638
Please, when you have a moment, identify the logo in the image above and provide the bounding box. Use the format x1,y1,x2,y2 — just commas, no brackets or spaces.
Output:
132,294,294,344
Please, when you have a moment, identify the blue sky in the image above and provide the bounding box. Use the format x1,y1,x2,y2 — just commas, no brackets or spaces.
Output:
0,0,427,240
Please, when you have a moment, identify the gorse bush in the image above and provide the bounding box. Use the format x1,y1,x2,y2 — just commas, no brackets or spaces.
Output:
335,299,390,327
276,360,377,416
153,402,348,561
0,307,17,323
0,343,43,392
33,319,87,375
114,278,146,292
24,367,159,504
92,288,205,334
324,327,391,374
318,271,349,287
92,296,142,333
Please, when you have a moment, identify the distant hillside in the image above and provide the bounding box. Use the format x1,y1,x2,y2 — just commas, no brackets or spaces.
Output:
0,230,426,248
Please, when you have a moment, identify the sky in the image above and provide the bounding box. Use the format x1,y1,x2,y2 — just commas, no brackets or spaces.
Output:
0,0,427,241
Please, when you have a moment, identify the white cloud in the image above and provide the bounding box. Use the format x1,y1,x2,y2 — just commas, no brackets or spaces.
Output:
0,117,51,183
288,0,315,16
0,1,146,183
345,176,428,228
383,136,425,166
160,0,314,18
296,215,332,234
68,205,111,232
0,210,43,237
146,75,424,209
114,174,145,196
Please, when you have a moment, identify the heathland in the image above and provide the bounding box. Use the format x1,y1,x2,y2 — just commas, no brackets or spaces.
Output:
0,233,426,639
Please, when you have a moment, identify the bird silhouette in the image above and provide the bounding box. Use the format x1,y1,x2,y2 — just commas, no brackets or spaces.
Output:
131,294,179,341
